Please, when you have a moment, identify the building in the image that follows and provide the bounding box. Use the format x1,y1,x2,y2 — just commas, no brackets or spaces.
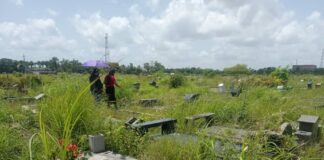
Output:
292,65,317,72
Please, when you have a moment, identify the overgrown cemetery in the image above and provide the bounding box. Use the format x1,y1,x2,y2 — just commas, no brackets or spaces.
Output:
0,68,324,160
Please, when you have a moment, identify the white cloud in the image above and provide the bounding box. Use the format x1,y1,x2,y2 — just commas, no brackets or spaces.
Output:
10,0,23,7
47,9,59,17
0,18,78,60
3,0,321,68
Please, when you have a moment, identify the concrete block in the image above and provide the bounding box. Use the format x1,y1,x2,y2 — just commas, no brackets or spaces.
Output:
89,134,105,153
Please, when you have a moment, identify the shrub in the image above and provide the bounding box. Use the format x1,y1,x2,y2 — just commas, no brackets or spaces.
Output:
271,67,289,85
169,74,185,88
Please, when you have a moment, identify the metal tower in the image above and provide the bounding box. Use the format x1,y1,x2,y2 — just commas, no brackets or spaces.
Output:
104,33,109,63
320,49,324,68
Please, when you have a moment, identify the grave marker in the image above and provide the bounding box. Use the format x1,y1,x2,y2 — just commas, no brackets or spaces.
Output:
89,134,105,153
295,115,320,142
139,99,159,107
184,94,199,102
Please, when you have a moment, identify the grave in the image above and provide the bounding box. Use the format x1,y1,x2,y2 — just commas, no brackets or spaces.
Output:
185,112,215,127
183,94,200,102
131,118,177,135
139,99,159,107
86,151,136,160
202,126,257,143
295,115,320,142
3,93,45,101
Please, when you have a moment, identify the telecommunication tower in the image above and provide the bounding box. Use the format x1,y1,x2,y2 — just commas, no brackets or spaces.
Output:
320,49,324,68
105,33,109,63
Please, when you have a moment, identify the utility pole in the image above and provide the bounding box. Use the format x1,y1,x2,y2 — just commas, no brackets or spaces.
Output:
105,33,109,64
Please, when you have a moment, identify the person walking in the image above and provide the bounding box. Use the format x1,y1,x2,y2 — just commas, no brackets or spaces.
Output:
104,69,120,108
89,68,103,102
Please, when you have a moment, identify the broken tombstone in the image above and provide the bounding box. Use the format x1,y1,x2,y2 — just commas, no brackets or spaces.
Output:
184,93,200,102
139,99,159,107
279,122,293,135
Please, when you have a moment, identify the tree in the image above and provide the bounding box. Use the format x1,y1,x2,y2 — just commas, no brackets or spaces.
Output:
48,57,59,71
223,64,251,75
271,67,289,85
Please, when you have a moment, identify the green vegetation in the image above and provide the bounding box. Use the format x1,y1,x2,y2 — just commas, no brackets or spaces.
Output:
0,72,324,159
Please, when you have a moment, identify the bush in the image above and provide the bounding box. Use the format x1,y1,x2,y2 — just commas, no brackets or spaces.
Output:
0,126,24,160
169,74,185,88
271,67,289,85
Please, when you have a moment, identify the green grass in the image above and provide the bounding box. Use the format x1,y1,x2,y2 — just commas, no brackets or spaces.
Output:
0,73,324,159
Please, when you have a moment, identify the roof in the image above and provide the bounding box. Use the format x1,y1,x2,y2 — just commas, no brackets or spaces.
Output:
297,115,319,123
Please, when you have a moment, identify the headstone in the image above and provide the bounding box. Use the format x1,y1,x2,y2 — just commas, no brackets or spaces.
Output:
230,88,241,97
277,85,284,90
89,134,105,153
307,80,313,89
296,115,320,142
298,115,319,133
139,99,158,107
218,83,225,93
149,80,157,87
184,94,199,102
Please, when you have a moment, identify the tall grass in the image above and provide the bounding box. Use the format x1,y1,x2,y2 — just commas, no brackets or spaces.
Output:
38,79,96,159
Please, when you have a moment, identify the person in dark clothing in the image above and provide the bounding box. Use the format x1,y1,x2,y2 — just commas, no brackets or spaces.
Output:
104,69,120,108
89,68,103,102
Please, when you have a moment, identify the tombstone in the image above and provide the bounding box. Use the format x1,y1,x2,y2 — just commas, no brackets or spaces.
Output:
230,88,241,97
125,117,143,127
139,99,158,107
149,80,157,87
218,83,225,93
315,83,321,88
295,115,320,142
133,83,140,90
184,94,199,102
307,80,313,89
89,134,105,153
277,85,284,90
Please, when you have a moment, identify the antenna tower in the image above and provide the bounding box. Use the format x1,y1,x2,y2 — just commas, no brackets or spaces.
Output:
320,49,324,68
104,33,109,63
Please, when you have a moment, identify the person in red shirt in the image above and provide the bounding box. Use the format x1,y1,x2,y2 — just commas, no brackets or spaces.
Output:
104,69,120,107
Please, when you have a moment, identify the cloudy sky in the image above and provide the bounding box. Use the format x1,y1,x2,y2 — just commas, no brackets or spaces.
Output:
0,0,324,69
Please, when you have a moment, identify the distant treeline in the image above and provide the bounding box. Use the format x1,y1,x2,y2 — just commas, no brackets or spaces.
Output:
1,57,324,75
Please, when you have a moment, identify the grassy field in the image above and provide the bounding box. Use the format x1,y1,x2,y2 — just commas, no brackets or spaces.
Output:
0,73,324,160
